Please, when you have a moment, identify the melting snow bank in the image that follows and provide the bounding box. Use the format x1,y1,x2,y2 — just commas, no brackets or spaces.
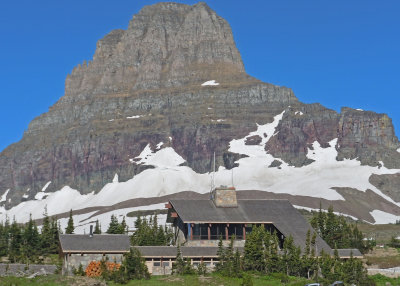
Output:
201,80,219,86
370,210,400,224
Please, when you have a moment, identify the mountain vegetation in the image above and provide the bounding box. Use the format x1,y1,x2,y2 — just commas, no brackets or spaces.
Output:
310,205,375,253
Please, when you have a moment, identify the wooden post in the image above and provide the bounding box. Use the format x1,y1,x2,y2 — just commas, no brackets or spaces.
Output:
190,224,193,241
208,224,211,240
225,224,229,240
243,224,246,240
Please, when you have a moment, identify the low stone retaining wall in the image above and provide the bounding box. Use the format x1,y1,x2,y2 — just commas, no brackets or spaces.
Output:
368,267,400,278
0,263,57,277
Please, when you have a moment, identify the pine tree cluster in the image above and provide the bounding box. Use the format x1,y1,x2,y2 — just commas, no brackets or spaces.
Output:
215,225,371,285
106,214,128,234
131,214,173,246
0,211,60,264
310,205,375,254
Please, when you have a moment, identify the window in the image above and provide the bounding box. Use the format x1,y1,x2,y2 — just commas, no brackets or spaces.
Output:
162,262,170,267
153,261,161,267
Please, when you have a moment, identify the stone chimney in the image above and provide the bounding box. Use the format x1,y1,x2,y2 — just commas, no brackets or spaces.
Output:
212,186,238,207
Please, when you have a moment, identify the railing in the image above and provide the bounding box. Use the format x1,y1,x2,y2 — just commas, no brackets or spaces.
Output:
191,235,244,240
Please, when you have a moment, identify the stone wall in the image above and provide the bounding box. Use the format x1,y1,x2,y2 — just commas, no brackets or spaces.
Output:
62,253,124,275
0,263,57,277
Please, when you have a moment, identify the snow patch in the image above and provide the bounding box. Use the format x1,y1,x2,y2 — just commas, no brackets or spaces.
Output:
0,189,10,203
370,210,400,224
356,109,364,111
293,205,359,221
136,146,185,168
397,148,400,153
35,192,48,201
208,107,213,110
201,80,219,86
212,119,225,122
295,111,304,115
156,142,164,150
113,174,119,183
109,119,114,122
126,115,143,119
135,144,154,164
42,181,51,192
22,194,29,199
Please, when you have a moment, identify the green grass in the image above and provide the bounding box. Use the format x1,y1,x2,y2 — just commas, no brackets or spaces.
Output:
370,274,400,286
0,273,313,286
0,275,86,286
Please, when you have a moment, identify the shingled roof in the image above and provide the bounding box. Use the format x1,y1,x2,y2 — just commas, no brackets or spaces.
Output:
135,246,361,259
59,234,130,253
135,246,243,258
169,199,332,253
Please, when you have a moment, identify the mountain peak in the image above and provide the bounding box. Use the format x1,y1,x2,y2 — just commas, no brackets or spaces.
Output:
65,2,248,97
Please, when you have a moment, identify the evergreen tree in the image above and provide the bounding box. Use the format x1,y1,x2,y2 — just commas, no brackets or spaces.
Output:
282,235,301,276
40,207,53,255
114,248,149,282
94,219,102,234
215,236,225,272
21,215,41,262
65,209,74,234
0,217,9,257
172,244,185,275
243,225,265,272
120,216,127,234
107,214,123,234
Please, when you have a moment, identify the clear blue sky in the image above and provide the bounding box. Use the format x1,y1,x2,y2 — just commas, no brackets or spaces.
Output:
1,0,399,152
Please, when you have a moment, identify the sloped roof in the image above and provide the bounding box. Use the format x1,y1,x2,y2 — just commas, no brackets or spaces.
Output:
169,199,332,253
335,248,363,258
135,246,243,258
59,234,130,253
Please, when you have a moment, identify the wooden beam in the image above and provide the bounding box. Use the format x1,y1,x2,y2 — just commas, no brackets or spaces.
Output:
165,203,172,209
171,212,178,218
208,224,211,240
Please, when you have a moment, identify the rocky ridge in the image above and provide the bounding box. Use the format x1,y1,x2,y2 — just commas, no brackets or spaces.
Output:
0,2,399,224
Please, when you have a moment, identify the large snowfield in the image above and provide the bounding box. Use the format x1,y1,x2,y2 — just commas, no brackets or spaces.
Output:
1,110,399,232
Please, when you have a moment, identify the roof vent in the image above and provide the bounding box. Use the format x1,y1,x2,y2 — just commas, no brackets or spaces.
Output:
212,186,237,207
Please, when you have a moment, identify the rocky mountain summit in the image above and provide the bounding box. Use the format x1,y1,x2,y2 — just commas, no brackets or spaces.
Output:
1,2,400,226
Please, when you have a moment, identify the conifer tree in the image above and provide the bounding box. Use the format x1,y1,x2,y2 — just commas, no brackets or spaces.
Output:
120,216,127,234
9,217,22,262
40,207,53,255
243,225,265,272
172,244,185,275
94,219,101,234
107,214,122,234
65,209,74,234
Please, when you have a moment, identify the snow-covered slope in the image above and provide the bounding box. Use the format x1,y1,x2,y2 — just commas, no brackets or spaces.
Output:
1,110,400,230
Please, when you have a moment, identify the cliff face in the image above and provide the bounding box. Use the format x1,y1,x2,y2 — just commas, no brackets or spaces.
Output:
0,2,399,221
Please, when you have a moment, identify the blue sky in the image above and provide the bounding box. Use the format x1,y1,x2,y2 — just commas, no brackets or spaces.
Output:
0,0,399,152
